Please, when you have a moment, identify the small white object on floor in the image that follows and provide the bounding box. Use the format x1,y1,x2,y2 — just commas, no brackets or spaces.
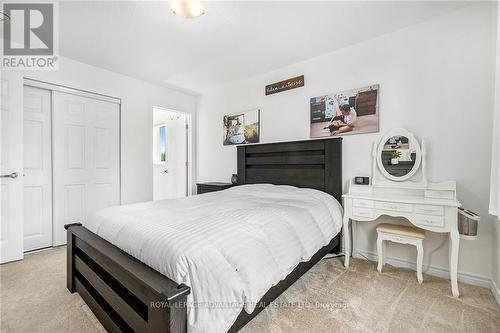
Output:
376,223,425,283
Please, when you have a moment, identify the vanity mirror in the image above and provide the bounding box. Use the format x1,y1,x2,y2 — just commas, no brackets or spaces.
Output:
375,128,422,182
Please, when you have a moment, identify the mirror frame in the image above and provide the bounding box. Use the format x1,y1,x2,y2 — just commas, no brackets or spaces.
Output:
376,128,422,182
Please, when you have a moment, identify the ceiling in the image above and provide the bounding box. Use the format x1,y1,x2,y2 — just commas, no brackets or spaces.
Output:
59,1,467,95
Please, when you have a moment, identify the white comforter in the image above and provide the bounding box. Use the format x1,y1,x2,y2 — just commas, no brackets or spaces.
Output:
84,184,343,333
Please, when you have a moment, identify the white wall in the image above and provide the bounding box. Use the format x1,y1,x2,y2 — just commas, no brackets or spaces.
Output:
18,57,198,204
197,3,497,279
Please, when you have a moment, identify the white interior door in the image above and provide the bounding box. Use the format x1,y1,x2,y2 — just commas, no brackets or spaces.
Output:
153,109,187,200
23,86,52,251
1,72,24,263
52,91,120,246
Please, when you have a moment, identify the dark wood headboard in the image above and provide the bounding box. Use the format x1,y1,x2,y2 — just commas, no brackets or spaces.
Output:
237,138,342,202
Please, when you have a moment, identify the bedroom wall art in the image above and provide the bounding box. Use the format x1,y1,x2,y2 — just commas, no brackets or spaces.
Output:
223,109,260,145
265,75,304,95
310,84,379,137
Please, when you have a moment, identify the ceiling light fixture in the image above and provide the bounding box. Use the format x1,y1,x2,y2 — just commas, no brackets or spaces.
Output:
0,11,10,21
169,0,205,19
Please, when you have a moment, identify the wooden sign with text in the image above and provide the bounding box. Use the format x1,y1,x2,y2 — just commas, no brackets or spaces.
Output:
265,75,304,96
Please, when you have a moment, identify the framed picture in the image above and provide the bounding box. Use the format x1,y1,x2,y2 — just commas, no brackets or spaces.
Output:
223,109,260,145
310,84,379,138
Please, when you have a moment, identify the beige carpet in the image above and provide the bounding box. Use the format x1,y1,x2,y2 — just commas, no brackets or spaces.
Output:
1,247,499,332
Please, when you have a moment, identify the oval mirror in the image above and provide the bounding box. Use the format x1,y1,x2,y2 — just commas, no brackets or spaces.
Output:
376,128,421,182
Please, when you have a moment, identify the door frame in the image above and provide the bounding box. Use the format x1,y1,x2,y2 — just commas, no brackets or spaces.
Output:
23,78,122,247
24,78,121,104
151,106,192,198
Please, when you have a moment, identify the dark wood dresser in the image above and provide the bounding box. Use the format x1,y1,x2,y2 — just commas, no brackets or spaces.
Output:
196,182,235,194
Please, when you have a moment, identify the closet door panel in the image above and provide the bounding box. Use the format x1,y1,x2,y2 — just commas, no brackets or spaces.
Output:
23,86,52,252
92,100,120,210
90,98,120,217
53,92,120,246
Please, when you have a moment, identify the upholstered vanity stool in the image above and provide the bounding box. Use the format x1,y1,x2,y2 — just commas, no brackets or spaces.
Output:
376,223,426,283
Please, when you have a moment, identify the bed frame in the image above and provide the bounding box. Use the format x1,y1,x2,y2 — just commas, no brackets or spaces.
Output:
66,138,342,333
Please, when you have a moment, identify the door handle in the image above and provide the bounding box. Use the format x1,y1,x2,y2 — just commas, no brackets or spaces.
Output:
1,172,18,179
164,169,169,173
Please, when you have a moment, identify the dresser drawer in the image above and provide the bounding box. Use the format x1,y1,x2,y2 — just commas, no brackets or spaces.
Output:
352,207,374,219
375,201,413,213
197,183,234,194
414,205,444,216
414,214,444,228
353,199,374,208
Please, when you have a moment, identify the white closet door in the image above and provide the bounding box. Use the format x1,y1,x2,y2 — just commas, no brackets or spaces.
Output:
23,86,52,251
0,73,24,263
52,91,120,246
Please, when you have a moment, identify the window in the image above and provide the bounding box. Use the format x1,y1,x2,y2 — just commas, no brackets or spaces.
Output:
153,124,167,164
159,125,166,162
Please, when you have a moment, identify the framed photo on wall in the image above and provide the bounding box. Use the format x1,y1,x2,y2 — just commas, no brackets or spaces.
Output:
310,84,379,138
223,109,260,145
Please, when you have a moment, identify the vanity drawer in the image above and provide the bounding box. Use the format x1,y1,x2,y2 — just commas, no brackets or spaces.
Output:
414,214,444,228
353,199,374,208
375,201,413,213
425,190,455,200
352,207,374,219
414,205,444,216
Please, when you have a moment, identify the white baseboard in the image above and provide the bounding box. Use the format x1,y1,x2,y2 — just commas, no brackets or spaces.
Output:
492,279,500,308
355,249,492,289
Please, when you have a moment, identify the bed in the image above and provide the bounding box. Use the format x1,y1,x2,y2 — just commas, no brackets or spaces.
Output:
65,138,343,333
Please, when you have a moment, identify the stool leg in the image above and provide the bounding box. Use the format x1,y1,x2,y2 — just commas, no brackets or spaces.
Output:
377,235,383,273
382,241,387,267
416,240,423,283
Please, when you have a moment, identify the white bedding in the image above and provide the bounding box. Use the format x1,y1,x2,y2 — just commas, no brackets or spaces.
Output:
84,184,343,333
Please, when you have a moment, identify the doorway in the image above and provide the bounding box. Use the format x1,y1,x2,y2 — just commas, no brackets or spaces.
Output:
153,107,190,200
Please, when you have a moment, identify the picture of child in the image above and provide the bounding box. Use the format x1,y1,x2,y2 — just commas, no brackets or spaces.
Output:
310,85,379,138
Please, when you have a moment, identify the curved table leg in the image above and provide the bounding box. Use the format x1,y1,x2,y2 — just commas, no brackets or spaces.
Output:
351,220,358,259
343,215,351,267
416,240,423,284
449,230,460,297
376,236,384,272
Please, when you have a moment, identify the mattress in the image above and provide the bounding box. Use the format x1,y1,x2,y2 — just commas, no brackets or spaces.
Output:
84,184,343,333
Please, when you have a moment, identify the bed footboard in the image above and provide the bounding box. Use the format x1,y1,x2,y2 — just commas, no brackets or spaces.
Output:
65,224,190,333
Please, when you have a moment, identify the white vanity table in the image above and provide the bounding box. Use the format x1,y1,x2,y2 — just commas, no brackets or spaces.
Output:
342,128,461,297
